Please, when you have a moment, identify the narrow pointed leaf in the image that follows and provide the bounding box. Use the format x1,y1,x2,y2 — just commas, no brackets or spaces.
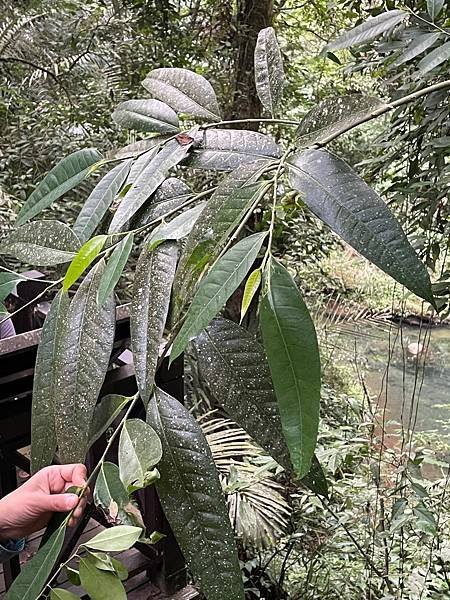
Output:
63,235,107,291
127,147,160,186
88,395,131,448
148,388,244,600
240,268,261,321
142,67,222,121
187,129,281,171
112,99,179,134
254,27,285,117
118,419,162,492
109,140,193,232
94,462,129,509
73,160,132,243
147,203,205,250
56,260,116,463
288,149,434,304
31,291,69,473
417,40,450,74
131,241,178,403
260,258,321,478
83,525,142,552
296,95,387,148
97,233,134,305
323,10,407,52
4,524,66,600
195,317,291,470
132,177,192,228
171,232,267,361
16,148,102,225
79,555,126,600
390,32,441,68
0,220,80,266
111,136,170,160
173,160,271,315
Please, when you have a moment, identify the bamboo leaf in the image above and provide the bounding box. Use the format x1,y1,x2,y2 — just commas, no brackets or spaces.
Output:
83,525,142,552
88,395,131,448
323,10,407,52
148,387,244,600
31,291,69,473
0,220,80,266
296,95,387,148
97,233,134,305
142,67,222,121
288,149,434,304
118,419,162,492
171,232,267,361
56,260,116,463
187,129,281,171
417,40,450,74
112,99,179,134
147,203,205,250
4,524,66,600
390,32,441,68
132,177,192,228
73,161,132,243
16,148,102,225
109,140,193,232
260,258,321,478
194,317,291,471
173,160,271,316
79,555,126,600
240,268,261,322
63,235,107,291
254,27,285,117
131,240,178,404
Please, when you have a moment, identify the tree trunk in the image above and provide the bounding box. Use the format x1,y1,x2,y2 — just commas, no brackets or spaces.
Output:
227,0,273,127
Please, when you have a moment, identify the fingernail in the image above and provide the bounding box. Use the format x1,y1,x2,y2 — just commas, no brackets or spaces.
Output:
66,494,79,509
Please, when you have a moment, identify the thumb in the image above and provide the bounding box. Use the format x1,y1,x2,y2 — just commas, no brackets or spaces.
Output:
41,493,79,513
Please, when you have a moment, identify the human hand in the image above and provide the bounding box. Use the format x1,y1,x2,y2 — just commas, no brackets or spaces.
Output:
0,464,88,541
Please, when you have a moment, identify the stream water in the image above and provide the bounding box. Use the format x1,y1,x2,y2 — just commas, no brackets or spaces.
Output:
328,321,450,442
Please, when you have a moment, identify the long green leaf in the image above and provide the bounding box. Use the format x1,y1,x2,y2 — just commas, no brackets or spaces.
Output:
390,32,441,68
195,317,292,471
63,235,107,291
31,290,69,473
260,258,321,478
16,148,102,225
254,27,285,117
97,233,134,305
112,136,170,160
172,160,271,317
73,160,132,243
417,40,450,74
171,231,267,361
296,95,386,148
323,10,406,52
56,260,116,463
186,129,281,171
5,524,66,600
118,419,162,492
112,99,179,134
147,203,205,250
83,526,142,552
288,149,434,304
109,140,193,232
142,67,222,121
240,268,261,321
94,462,129,510
0,220,81,266
131,240,178,404
148,387,244,600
